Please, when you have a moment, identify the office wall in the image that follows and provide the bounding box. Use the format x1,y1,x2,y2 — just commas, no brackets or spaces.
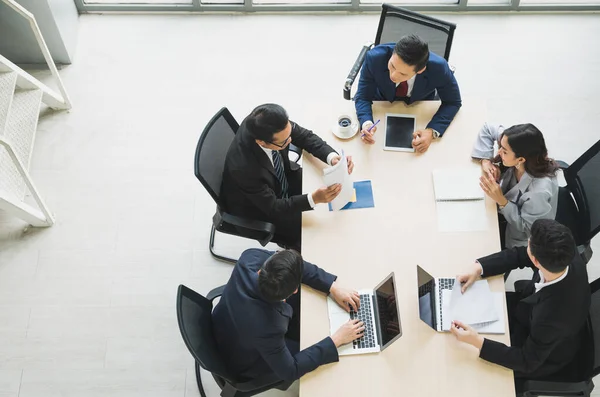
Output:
0,0,78,65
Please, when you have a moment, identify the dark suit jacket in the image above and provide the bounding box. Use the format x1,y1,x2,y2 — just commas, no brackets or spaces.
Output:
220,118,336,224
477,247,591,380
354,44,462,136
212,248,339,382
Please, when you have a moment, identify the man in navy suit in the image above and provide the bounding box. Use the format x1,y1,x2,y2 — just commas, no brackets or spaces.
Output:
212,249,364,383
355,34,462,153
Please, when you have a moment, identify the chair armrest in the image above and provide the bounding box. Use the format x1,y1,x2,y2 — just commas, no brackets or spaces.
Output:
514,280,530,294
521,379,592,395
343,42,373,100
213,209,276,246
578,243,593,266
288,143,302,163
556,160,570,170
233,372,284,392
206,285,226,302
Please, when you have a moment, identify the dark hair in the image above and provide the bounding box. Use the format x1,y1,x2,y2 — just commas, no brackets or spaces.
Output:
500,123,559,178
529,219,576,273
258,250,303,302
246,103,289,142
394,35,430,72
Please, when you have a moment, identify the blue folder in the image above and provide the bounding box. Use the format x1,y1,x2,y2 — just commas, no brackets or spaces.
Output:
328,180,374,211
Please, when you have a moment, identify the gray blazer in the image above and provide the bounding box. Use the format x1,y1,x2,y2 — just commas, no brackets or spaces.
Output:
472,123,558,248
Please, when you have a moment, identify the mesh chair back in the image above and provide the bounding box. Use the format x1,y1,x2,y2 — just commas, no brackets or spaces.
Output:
375,4,456,60
176,285,232,382
194,108,240,205
565,139,600,244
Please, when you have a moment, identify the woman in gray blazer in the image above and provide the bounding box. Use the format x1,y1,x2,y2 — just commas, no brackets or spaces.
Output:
472,123,559,248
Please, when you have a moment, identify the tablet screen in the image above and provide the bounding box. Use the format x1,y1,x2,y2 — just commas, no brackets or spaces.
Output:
385,115,415,151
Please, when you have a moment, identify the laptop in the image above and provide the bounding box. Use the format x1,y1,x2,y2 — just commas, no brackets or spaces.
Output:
416,265,505,334
327,272,402,356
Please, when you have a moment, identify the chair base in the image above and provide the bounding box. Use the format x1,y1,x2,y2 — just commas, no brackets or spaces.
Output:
209,225,238,264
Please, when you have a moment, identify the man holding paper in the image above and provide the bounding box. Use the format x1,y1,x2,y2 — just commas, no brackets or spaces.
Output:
221,103,354,250
449,219,591,391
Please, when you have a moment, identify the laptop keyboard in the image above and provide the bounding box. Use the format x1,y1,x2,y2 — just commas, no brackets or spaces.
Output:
349,294,376,350
438,278,455,328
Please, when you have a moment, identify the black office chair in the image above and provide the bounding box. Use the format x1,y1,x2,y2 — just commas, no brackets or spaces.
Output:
195,107,303,263
343,4,457,100
554,138,600,265
194,108,277,264
176,284,287,397
518,277,600,397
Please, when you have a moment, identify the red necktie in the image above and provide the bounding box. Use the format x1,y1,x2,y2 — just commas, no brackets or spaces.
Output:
395,81,408,98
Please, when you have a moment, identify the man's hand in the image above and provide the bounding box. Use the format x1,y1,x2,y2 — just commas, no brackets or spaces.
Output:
480,172,508,206
481,159,501,182
360,121,377,145
457,262,483,294
312,184,341,204
331,155,354,175
331,319,364,347
412,129,434,153
329,281,360,312
450,320,484,350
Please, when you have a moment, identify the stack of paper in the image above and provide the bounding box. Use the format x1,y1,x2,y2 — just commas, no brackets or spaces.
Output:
323,151,354,211
441,279,505,334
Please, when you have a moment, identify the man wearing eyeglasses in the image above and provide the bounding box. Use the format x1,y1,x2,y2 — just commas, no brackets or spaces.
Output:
221,103,354,251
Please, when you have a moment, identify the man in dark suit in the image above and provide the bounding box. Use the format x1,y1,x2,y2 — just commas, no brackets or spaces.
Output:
221,103,354,250
212,248,364,383
450,219,591,390
355,34,462,153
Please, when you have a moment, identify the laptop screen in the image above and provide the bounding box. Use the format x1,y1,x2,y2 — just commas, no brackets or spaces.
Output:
374,273,402,350
417,265,437,330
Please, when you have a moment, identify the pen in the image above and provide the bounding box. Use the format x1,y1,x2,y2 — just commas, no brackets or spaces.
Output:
361,119,380,137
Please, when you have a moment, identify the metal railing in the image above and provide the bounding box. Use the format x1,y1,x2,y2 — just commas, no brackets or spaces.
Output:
0,0,72,226
1,0,72,110
73,0,600,13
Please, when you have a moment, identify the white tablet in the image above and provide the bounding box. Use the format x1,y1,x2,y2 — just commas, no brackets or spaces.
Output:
384,113,416,152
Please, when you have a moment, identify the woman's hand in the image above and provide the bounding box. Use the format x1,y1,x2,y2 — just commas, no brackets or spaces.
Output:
480,172,508,206
481,159,500,182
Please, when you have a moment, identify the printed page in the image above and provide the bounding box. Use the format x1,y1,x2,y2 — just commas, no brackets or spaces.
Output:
323,151,354,211
448,279,499,325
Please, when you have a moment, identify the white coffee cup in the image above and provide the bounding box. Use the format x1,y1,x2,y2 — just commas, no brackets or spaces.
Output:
336,115,354,137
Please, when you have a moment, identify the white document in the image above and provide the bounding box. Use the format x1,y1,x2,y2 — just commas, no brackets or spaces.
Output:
441,290,505,334
436,200,488,232
432,168,484,201
448,279,498,325
323,151,354,211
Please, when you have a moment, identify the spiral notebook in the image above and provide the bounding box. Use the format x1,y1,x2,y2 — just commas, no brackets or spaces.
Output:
432,168,488,232
432,169,484,202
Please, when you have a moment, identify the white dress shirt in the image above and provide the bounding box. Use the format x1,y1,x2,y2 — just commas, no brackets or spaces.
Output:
535,266,569,293
397,74,417,97
258,144,337,208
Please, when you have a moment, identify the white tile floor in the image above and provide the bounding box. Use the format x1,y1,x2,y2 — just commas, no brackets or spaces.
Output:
0,12,599,397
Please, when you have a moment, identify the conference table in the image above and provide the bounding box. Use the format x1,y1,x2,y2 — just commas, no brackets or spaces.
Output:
299,100,515,397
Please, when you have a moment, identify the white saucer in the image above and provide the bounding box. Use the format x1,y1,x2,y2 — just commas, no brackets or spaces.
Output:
332,123,359,140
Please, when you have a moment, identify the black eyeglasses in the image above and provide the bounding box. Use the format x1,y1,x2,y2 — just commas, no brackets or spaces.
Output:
268,134,291,149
